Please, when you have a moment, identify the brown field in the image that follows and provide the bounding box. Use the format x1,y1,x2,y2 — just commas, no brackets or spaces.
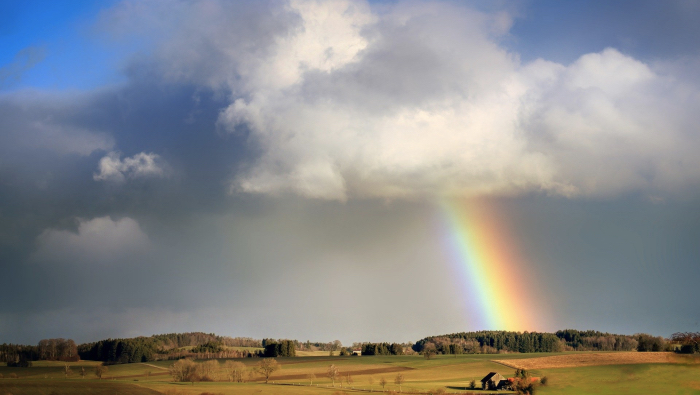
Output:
265,365,414,381
494,352,674,370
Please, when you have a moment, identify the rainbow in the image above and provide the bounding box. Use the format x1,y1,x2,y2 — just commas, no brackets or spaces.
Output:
439,198,538,331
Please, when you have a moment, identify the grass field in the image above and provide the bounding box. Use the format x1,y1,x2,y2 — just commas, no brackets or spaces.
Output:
1,352,698,395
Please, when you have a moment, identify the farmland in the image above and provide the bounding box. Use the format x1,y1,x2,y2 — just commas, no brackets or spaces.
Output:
1,352,699,395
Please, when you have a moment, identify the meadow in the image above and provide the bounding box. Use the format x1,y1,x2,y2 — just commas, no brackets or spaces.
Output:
1,352,699,395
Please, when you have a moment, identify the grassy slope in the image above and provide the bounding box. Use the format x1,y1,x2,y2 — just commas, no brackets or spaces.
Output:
538,363,700,395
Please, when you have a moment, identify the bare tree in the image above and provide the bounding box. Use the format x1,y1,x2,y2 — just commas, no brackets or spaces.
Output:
168,359,198,382
307,373,316,385
422,343,437,360
379,376,387,392
224,360,246,382
327,364,340,387
369,376,375,392
95,364,108,379
394,373,404,392
199,360,219,381
80,367,86,379
346,373,354,387
256,358,279,384
63,364,72,378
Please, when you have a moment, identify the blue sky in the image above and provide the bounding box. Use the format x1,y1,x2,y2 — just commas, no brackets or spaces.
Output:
1,0,699,345
0,0,123,90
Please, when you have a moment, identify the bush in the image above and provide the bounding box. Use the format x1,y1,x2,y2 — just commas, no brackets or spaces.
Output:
9,373,18,379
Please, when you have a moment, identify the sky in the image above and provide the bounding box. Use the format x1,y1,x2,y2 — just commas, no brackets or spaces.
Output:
1,0,700,346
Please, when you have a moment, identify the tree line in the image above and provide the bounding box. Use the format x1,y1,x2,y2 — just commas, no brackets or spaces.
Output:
262,339,296,357
1,338,79,365
78,337,258,363
359,342,404,355
414,329,674,354
4,329,695,367
415,331,564,354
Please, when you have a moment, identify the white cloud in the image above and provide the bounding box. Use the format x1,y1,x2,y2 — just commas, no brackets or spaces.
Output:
93,151,167,182
103,0,700,200
32,216,150,265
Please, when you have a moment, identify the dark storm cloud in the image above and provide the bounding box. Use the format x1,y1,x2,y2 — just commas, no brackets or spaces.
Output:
1,0,700,345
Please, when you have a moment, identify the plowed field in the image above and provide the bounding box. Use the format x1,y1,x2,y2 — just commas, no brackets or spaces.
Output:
494,352,674,369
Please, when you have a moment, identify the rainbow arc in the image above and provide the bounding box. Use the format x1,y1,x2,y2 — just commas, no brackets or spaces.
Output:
439,198,536,331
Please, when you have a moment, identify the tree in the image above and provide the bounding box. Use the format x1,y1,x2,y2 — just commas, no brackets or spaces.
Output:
422,343,437,360
169,359,198,382
256,358,279,384
63,364,72,378
379,376,387,392
307,373,316,385
80,367,86,379
469,379,476,389
369,376,375,392
199,359,219,381
327,364,340,387
95,364,108,379
394,373,405,392
224,360,246,382
512,375,539,395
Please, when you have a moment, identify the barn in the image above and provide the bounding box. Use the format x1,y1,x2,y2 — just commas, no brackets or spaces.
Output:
480,372,510,390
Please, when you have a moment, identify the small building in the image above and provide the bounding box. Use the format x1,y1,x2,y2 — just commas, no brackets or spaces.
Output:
352,349,362,356
480,372,509,390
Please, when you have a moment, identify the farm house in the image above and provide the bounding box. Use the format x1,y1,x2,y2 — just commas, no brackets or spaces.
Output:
480,372,510,390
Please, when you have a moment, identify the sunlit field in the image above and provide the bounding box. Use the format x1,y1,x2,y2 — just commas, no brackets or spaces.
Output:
2,353,699,395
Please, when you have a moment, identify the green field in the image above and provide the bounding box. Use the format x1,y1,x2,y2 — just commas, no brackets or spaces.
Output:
1,353,698,395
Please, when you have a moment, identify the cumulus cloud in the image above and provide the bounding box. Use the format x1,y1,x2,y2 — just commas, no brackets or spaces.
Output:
102,0,700,200
32,216,150,265
93,151,167,182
